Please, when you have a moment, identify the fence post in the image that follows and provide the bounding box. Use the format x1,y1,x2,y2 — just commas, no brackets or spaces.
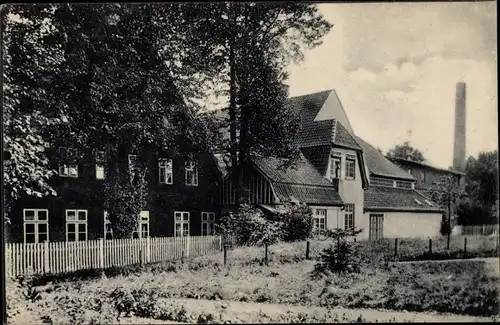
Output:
99,238,104,270
224,245,228,266
394,238,398,257
428,238,432,255
44,240,50,274
186,235,190,258
146,236,151,263
219,235,222,251
463,237,467,257
265,243,268,265
306,241,310,260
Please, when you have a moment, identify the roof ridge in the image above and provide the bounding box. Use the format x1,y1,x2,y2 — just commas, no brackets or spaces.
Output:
289,89,333,100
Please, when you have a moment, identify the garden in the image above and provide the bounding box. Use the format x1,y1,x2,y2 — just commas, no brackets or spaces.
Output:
6,204,500,324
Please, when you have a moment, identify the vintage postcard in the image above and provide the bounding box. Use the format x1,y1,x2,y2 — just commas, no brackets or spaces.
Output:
2,1,498,324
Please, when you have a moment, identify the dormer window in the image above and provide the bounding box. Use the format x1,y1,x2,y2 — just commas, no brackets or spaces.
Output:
59,164,78,178
330,152,342,181
185,160,198,186
96,151,105,179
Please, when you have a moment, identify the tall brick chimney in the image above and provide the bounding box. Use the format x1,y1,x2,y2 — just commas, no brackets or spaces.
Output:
452,82,466,172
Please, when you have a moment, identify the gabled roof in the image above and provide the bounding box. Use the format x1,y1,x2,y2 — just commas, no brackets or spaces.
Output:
251,153,343,206
387,157,466,176
355,136,415,181
334,120,362,150
364,186,443,213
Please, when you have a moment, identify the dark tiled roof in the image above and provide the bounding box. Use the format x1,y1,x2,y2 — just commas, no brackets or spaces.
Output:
273,183,343,206
251,153,333,187
251,153,343,206
296,120,335,147
355,136,415,181
364,186,443,213
288,90,332,118
300,145,331,176
334,121,362,150
387,157,466,176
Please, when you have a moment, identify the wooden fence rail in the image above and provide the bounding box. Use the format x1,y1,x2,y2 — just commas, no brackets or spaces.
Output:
5,235,222,278
459,224,499,236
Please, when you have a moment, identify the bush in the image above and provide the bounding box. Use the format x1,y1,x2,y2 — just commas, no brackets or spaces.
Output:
217,204,283,246
312,228,363,277
276,203,314,242
440,220,451,236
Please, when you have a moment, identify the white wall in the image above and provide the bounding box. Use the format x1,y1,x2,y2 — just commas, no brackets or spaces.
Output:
310,205,342,230
325,147,365,234
361,211,443,239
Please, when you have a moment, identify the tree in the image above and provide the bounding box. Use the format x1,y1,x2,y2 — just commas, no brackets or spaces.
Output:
429,174,462,247
386,141,425,163
3,4,218,237
458,151,499,225
183,3,332,205
2,5,60,220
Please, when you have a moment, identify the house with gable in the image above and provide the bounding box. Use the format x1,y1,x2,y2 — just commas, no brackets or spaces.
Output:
218,88,444,240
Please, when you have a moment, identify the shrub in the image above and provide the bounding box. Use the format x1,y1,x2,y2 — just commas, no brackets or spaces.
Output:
440,220,451,236
276,202,314,242
312,228,363,277
217,204,283,246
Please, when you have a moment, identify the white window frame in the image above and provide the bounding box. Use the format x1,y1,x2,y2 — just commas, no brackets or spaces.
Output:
128,154,137,179
174,211,190,237
408,168,412,175
420,171,427,182
132,211,150,239
345,158,356,180
103,210,113,240
185,160,198,186
59,164,78,178
159,158,173,184
201,212,215,236
66,209,88,242
313,208,327,234
23,209,49,243
96,151,105,180
329,155,342,181
344,204,355,230
369,214,384,241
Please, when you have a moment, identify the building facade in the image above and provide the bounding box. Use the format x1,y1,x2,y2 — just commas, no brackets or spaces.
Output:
7,150,222,243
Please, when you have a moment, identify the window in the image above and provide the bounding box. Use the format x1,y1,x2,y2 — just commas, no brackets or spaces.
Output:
408,168,412,175
128,154,137,178
420,171,427,183
201,212,215,236
159,158,173,184
174,211,190,237
395,180,413,189
185,161,198,186
329,155,342,180
59,164,78,178
104,210,113,240
344,204,355,230
96,151,105,180
370,177,394,187
23,209,49,243
345,158,356,180
313,209,327,234
369,214,384,241
66,209,87,242
132,211,150,239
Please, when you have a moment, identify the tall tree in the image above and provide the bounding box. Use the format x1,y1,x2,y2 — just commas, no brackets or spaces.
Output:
183,3,332,205
458,150,499,225
386,141,426,163
2,5,61,220
3,4,219,237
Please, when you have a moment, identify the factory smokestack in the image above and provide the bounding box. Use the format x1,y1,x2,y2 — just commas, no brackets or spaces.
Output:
452,82,466,172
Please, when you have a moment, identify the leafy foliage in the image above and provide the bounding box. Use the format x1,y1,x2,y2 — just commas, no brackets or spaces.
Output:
217,204,284,246
274,203,314,242
312,227,363,277
459,151,499,225
429,173,463,231
386,141,426,163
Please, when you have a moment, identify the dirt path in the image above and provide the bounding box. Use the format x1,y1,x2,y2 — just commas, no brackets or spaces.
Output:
120,298,497,323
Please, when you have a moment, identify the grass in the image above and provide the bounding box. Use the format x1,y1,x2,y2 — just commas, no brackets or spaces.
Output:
7,239,499,324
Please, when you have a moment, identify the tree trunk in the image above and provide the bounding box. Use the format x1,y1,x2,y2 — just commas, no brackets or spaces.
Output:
447,197,451,250
228,3,241,207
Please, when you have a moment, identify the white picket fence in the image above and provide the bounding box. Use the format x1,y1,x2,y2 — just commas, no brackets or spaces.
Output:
5,235,222,278
458,224,499,236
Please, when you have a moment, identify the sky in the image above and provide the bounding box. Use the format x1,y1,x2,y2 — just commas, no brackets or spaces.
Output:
287,1,497,169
